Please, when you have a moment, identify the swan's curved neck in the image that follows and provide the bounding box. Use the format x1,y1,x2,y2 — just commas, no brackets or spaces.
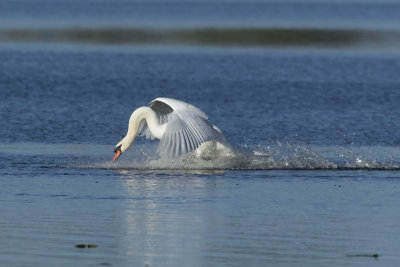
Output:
121,106,166,151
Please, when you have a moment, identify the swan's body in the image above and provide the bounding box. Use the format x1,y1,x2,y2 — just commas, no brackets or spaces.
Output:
113,97,233,161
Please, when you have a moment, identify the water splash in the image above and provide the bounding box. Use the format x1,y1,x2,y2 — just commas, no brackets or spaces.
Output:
2,142,400,171
81,146,275,170
78,142,400,171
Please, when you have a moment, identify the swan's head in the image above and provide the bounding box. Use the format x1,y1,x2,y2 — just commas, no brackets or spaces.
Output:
113,136,135,161
113,144,123,161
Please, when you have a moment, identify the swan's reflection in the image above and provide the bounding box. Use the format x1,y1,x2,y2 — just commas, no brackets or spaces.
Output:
116,169,226,265
119,169,227,176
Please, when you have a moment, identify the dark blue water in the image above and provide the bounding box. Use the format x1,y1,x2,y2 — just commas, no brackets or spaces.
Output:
1,1,400,266
2,47,400,161
1,44,400,266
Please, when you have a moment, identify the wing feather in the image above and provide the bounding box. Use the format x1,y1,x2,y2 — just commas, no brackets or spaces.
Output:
180,131,187,155
138,97,227,158
157,112,225,158
187,129,197,151
186,117,203,141
185,128,195,152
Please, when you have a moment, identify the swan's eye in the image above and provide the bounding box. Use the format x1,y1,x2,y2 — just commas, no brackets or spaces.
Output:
114,145,122,153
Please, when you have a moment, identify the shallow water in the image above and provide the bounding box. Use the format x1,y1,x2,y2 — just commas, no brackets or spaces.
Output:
1,1,400,266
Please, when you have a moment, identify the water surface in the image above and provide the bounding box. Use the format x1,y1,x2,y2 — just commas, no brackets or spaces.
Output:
1,1,400,266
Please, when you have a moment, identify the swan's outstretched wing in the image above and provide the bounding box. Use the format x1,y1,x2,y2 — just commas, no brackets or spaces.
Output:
140,97,226,158
158,112,226,158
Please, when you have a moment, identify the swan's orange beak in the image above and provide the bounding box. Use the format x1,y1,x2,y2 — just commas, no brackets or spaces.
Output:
113,150,121,162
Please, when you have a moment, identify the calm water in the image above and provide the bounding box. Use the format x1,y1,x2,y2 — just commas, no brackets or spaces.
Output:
1,1,400,266
1,0,400,29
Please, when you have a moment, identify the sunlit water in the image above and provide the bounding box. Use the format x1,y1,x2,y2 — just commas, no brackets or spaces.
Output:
1,45,400,266
1,1,400,266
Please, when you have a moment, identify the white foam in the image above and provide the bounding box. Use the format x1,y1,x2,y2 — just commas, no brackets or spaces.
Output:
3,142,400,170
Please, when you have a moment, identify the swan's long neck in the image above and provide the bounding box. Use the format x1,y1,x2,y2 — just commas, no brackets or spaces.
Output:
121,106,166,152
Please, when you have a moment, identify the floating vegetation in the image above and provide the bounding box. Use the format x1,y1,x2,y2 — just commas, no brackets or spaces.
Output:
75,244,98,249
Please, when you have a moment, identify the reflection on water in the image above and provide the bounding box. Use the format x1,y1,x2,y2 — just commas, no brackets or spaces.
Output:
119,169,228,176
2,152,399,266
114,170,400,266
118,171,221,265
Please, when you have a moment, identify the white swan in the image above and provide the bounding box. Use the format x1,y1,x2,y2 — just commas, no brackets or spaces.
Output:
113,97,233,161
